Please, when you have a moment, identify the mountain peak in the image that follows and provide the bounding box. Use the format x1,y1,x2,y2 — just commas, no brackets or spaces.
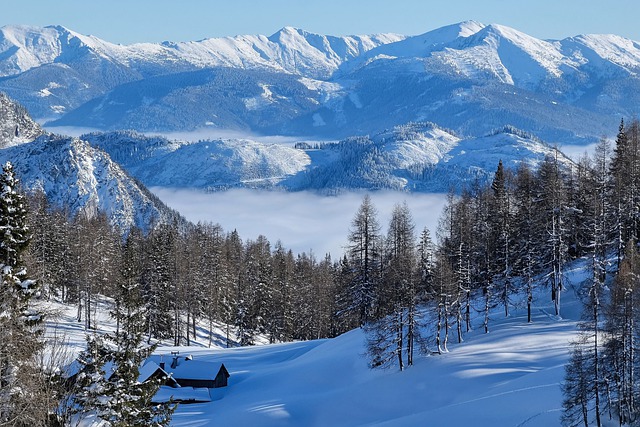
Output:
452,20,486,37
413,20,485,43
44,24,73,34
268,26,308,42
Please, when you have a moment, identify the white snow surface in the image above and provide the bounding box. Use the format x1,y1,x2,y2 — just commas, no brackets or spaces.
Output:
156,289,582,427
42,258,590,427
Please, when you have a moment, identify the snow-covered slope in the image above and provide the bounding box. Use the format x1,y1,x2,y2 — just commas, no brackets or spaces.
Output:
159,306,577,426
49,67,325,133
0,134,178,231
0,92,44,147
52,257,583,427
83,130,311,190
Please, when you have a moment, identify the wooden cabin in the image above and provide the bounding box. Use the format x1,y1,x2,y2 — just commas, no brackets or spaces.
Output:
162,357,230,389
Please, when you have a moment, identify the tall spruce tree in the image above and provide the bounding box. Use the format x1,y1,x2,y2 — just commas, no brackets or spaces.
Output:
67,333,111,425
0,162,46,426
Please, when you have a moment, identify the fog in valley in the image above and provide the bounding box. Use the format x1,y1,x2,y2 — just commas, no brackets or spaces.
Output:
152,187,449,258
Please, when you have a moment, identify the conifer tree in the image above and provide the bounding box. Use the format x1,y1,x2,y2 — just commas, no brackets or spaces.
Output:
334,255,358,332
291,252,316,340
103,231,175,426
610,119,628,267
224,230,243,347
603,241,639,424
513,162,538,322
143,223,177,341
269,241,293,343
610,119,640,265
562,340,591,427
237,235,272,345
469,182,494,333
537,152,568,316
0,162,45,426
68,230,175,426
67,334,110,424
314,254,338,339
433,247,455,354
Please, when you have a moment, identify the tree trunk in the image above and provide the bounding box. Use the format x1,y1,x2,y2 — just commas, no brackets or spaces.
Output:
397,312,403,371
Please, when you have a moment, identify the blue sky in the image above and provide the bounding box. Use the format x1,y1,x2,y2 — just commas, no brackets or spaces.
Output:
2,0,639,44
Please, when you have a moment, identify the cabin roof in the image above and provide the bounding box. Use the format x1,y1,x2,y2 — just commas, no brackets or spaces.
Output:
165,360,228,380
138,361,168,383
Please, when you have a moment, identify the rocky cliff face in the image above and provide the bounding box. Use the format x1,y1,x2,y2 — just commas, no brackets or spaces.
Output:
0,92,43,147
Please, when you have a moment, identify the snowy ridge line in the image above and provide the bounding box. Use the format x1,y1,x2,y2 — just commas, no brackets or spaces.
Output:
0,24,405,79
80,123,574,194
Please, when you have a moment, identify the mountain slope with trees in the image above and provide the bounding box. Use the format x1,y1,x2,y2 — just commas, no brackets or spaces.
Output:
82,123,574,193
0,133,181,233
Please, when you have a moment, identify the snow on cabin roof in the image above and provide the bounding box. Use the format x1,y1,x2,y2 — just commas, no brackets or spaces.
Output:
164,358,226,380
138,361,165,383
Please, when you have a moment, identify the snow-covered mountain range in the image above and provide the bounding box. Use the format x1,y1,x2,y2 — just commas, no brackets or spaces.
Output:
1,21,639,144
83,123,572,193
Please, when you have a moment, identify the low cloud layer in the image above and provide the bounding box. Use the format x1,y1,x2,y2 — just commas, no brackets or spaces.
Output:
151,188,448,258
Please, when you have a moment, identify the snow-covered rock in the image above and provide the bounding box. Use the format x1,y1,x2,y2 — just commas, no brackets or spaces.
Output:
0,92,43,147
0,134,178,231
